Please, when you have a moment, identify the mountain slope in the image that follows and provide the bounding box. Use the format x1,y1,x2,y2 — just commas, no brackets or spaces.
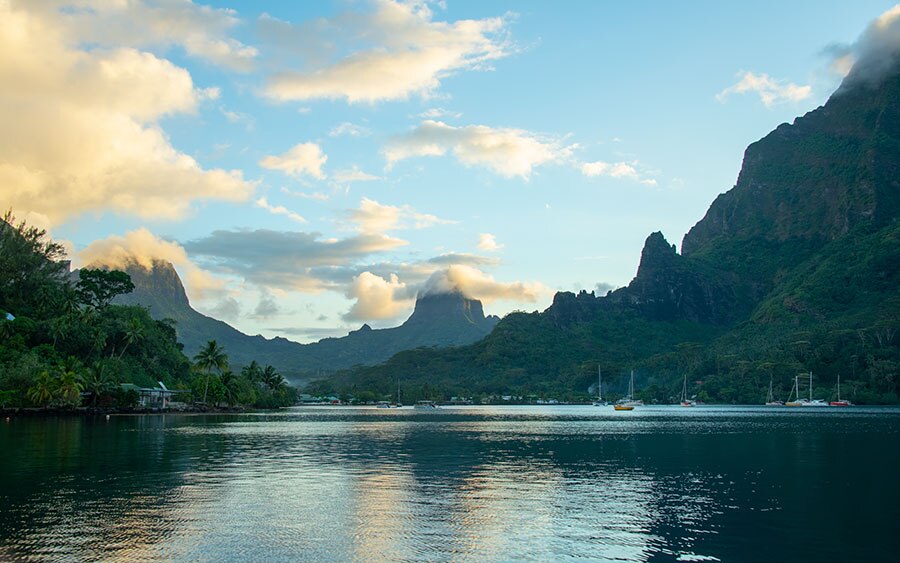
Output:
108,260,498,380
318,63,900,404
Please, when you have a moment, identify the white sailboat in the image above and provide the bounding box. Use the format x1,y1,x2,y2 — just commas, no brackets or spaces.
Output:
765,376,783,406
593,366,607,406
615,370,643,410
680,374,695,407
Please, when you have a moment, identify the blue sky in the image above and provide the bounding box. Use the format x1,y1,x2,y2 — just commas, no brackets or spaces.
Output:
3,0,897,342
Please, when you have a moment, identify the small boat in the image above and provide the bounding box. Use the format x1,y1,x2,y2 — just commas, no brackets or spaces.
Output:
785,375,807,407
765,376,783,406
786,372,828,406
413,400,439,410
830,374,852,406
680,374,695,407
376,401,391,409
593,366,607,406
615,370,643,409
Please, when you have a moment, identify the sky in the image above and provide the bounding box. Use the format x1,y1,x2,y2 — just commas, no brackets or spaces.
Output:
3,0,899,343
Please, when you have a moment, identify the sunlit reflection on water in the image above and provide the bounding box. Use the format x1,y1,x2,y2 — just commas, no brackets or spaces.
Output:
1,405,898,561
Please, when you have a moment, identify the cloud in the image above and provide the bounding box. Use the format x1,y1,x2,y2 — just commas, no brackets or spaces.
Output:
34,0,258,72
385,120,574,178
332,166,381,185
344,272,415,320
828,5,900,87
580,161,657,185
260,142,327,179
595,282,617,295
182,229,408,291
427,253,501,267
281,187,330,201
78,228,226,299
329,122,372,137
260,0,511,103
477,233,503,251
422,265,548,303
251,294,280,319
205,297,242,321
0,4,256,226
419,107,463,119
255,197,307,223
716,71,812,107
349,198,454,234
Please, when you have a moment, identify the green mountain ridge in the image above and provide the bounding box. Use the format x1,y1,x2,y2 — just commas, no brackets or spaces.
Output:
314,64,900,404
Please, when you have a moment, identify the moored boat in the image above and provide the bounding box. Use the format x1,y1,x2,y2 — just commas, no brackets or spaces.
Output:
680,374,695,407
829,374,852,406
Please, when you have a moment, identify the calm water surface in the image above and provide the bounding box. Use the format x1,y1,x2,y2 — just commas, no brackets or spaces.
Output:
1,405,899,562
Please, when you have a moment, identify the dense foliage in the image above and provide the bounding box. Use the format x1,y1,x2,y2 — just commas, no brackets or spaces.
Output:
0,212,296,410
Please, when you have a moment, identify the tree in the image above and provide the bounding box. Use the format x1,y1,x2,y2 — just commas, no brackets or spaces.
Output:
262,365,285,391
220,369,239,406
26,371,56,407
82,362,114,407
117,317,145,359
241,360,262,384
193,340,228,404
0,210,69,317
56,367,84,408
75,269,135,310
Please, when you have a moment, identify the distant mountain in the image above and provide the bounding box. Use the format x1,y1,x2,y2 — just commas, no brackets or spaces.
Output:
101,260,498,380
320,61,900,404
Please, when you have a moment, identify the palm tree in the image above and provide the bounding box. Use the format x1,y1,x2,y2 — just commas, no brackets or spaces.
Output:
82,362,114,407
261,365,285,391
27,371,56,407
117,317,145,359
193,340,228,404
220,369,239,406
56,368,84,407
241,360,262,384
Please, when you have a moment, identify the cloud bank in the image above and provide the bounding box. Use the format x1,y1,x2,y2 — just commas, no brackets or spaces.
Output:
716,71,812,107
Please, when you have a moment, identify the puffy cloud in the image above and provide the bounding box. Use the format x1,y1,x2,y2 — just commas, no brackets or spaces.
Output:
422,265,548,303
78,228,226,299
30,0,258,72
251,294,280,319
581,161,657,185
349,198,453,234
829,5,900,87
261,0,511,103
255,197,307,223
182,229,409,291
0,3,255,226
716,71,812,107
344,272,415,321
385,120,574,178
477,233,503,251
259,142,327,179
205,297,242,321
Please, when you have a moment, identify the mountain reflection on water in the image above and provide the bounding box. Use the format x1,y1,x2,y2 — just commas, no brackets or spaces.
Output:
1,406,898,561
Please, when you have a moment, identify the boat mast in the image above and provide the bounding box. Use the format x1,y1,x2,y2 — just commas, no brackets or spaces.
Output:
768,376,773,402
837,374,841,401
598,366,602,401
809,371,813,402
629,370,634,400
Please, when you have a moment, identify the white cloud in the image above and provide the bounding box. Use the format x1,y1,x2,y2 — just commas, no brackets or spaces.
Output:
419,107,463,119
259,142,327,179
344,272,415,320
328,122,372,137
423,265,548,303
30,0,258,72
78,228,226,300
349,198,454,234
332,166,381,184
0,4,256,226
716,71,812,107
828,5,900,86
385,120,574,178
260,0,511,103
255,197,307,223
477,233,503,251
281,187,330,201
580,161,657,185
206,297,242,321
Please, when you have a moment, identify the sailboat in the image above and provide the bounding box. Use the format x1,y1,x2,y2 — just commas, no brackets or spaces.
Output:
615,370,642,410
829,374,851,406
765,376,783,406
680,375,695,407
785,375,806,407
593,367,607,406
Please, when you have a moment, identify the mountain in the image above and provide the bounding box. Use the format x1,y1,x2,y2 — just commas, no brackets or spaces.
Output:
317,63,900,404
105,260,499,380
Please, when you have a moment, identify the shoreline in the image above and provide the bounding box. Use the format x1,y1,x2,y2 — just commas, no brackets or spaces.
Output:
1,405,248,417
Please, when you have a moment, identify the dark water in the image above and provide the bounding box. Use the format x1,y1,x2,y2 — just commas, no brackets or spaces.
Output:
1,405,899,562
